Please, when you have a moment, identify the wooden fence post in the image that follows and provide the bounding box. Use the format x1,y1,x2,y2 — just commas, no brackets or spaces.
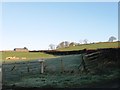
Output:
41,62,44,74
61,59,64,73
78,54,87,72
38,59,44,74
27,62,30,73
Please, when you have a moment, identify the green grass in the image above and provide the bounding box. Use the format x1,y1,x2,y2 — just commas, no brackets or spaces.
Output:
1,41,119,63
2,53,120,88
57,41,119,51
2,54,82,79
2,42,120,88
3,69,120,88
1,51,55,63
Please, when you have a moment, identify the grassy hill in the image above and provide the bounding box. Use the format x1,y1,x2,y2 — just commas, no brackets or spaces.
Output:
2,49,120,88
1,51,55,62
1,41,120,89
1,41,119,62
57,41,119,51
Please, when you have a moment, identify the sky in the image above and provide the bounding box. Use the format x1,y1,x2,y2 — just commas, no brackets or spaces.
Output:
1,0,119,2
0,1,118,50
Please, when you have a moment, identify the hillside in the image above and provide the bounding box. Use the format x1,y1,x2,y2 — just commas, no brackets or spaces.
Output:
1,51,55,62
57,41,119,51
2,48,120,89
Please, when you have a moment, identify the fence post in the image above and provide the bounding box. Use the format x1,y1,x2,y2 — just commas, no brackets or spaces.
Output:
41,62,44,74
78,54,87,72
38,59,44,74
61,59,64,73
82,54,87,72
27,62,30,73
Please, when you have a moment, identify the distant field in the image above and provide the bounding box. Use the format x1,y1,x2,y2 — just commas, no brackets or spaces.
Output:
57,41,119,51
1,41,119,62
1,51,55,63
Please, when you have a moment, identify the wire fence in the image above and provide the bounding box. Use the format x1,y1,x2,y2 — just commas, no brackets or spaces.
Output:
2,52,101,83
2,55,83,82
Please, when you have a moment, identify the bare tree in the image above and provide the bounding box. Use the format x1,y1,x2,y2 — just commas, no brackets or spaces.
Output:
56,42,64,49
108,36,117,42
23,47,28,50
79,40,83,44
60,42,65,48
83,39,88,44
69,42,76,46
49,44,55,50
64,41,70,47
56,41,70,49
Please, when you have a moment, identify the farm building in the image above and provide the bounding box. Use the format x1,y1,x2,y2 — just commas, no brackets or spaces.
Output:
14,47,28,52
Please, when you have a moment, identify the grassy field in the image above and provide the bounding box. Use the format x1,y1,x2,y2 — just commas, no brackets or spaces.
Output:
1,51,55,63
2,51,120,88
2,55,82,81
1,42,120,88
1,41,119,62
3,70,120,88
57,41,119,51
2,55,83,88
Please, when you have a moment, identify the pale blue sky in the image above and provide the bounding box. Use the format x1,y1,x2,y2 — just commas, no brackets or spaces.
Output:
2,0,119,2
1,2,118,50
